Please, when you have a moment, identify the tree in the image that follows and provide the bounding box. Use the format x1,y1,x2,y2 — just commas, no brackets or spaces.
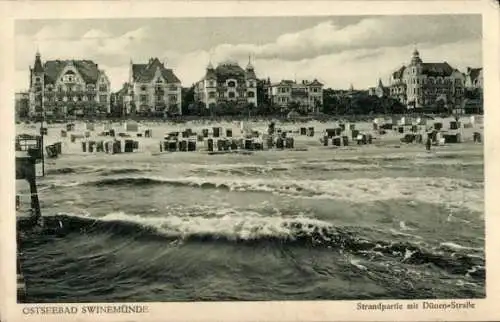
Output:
181,85,195,115
287,101,301,114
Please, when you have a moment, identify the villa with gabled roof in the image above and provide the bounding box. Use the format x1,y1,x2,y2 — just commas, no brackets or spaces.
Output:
265,78,324,113
126,57,182,115
194,58,258,109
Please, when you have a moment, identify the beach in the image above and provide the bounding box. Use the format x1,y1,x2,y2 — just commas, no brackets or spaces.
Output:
16,117,485,302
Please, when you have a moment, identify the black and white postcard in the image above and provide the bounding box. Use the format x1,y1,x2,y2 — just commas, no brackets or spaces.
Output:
1,1,499,321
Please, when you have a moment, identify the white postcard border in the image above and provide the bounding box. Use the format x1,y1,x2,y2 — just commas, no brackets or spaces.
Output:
1,1,499,321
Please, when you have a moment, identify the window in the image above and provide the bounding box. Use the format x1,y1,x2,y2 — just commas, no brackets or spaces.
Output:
169,95,177,102
248,81,254,88
99,95,107,102
141,86,147,91
228,92,235,98
247,91,255,98
99,85,107,92
58,86,63,92
87,95,95,101
169,85,177,91
208,92,216,99
156,78,163,83
313,88,318,93
35,77,41,83
228,81,236,87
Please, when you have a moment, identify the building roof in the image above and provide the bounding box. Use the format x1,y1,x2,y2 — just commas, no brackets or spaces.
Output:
33,52,44,73
467,67,483,82
245,67,257,79
392,62,455,79
116,83,130,96
421,62,454,77
132,58,181,83
272,80,295,86
307,79,324,86
204,65,217,80
392,66,406,79
214,63,246,81
43,60,101,85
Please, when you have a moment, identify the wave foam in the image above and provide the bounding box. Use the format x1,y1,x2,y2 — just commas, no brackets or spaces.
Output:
65,175,484,213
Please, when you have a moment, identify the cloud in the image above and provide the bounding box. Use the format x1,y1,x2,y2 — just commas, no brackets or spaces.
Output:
14,16,482,92
82,29,111,39
202,16,481,62
33,22,81,41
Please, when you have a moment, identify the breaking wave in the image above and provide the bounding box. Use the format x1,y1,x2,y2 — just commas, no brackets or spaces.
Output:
20,211,485,280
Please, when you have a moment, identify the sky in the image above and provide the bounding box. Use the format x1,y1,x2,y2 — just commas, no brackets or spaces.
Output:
14,15,482,92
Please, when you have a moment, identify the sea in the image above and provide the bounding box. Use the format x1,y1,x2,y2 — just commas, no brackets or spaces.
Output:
16,121,485,303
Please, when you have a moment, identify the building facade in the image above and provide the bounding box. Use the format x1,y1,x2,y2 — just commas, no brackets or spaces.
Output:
194,60,258,109
113,83,132,117
127,58,182,116
389,49,465,109
464,67,483,89
267,79,323,113
28,51,111,118
463,67,483,114
368,79,389,98
15,92,30,119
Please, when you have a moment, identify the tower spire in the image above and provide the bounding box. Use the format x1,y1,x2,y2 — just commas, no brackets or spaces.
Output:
411,45,422,65
246,53,254,70
33,49,43,73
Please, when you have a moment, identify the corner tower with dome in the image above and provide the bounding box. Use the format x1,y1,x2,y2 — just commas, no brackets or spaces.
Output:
389,48,465,110
194,58,258,109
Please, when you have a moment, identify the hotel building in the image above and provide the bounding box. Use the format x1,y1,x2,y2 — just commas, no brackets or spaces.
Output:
389,49,465,109
28,51,111,118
